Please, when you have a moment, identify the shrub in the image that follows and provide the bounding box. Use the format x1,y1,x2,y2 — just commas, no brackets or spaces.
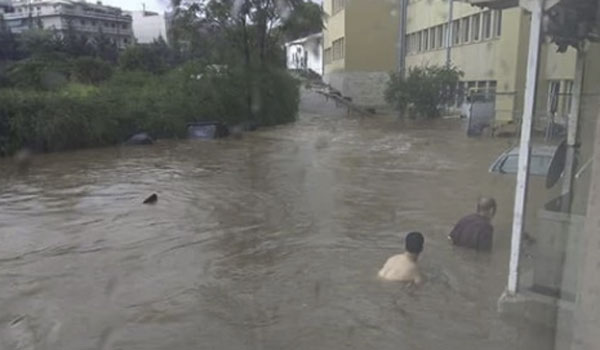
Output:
0,63,300,156
385,65,463,118
71,57,113,84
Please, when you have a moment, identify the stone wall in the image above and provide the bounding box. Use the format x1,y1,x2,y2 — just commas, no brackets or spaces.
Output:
323,71,390,108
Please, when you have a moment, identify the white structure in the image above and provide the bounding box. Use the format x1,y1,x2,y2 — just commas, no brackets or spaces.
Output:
2,0,133,48
0,0,12,15
128,10,167,44
285,32,323,76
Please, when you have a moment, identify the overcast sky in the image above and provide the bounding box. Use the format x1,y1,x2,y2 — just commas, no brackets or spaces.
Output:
100,0,170,12
99,0,321,13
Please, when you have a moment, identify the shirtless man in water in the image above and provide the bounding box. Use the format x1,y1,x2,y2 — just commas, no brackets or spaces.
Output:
378,232,424,284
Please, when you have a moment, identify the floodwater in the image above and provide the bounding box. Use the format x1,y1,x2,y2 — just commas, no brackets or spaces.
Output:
0,91,552,350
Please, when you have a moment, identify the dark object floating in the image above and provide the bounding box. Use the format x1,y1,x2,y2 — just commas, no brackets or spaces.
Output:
126,132,154,145
143,193,158,204
187,122,230,139
546,139,567,189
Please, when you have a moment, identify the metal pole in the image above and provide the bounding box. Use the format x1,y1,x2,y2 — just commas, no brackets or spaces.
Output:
507,0,544,295
397,0,408,74
445,0,453,67
561,50,586,212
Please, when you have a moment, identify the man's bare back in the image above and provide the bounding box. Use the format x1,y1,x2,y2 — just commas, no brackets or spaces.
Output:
378,232,424,284
378,253,422,284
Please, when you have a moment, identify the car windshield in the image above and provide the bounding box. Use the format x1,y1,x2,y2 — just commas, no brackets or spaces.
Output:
501,154,552,176
1,0,599,349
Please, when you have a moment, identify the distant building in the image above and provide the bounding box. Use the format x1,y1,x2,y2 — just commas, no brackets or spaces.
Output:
322,0,400,107
285,32,323,76
2,0,133,48
128,10,168,44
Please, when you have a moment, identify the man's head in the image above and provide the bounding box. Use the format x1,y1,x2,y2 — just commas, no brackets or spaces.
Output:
405,232,424,256
477,197,497,219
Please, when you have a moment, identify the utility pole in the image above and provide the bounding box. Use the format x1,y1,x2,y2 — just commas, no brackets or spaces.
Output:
445,0,453,67
397,0,408,74
507,0,544,295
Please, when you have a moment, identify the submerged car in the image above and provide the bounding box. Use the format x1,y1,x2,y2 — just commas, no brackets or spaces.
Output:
489,144,557,177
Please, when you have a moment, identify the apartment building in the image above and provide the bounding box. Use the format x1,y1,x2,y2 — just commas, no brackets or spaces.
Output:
2,0,133,48
322,0,399,107
405,0,577,122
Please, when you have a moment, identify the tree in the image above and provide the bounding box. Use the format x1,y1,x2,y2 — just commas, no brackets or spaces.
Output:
385,65,464,118
0,18,19,60
71,56,113,84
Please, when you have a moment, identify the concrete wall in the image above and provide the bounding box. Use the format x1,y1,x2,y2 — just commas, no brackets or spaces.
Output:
569,46,600,350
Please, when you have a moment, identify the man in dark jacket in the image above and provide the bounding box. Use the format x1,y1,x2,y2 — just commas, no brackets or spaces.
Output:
448,197,497,251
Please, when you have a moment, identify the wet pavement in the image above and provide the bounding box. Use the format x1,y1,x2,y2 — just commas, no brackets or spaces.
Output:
0,91,553,349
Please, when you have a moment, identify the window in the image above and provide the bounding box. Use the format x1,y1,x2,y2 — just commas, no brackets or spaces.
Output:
417,31,422,51
324,47,332,64
462,17,470,43
452,20,460,45
429,28,436,49
437,25,444,48
494,10,502,37
332,37,345,60
122,23,128,29
487,81,497,99
476,81,486,94
564,80,574,114
442,24,448,47
92,20,97,26
483,11,492,39
80,19,86,25
111,23,116,28
332,0,345,15
472,14,480,41
423,29,429,50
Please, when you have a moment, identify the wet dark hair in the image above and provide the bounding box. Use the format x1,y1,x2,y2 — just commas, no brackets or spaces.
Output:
405,232,424,254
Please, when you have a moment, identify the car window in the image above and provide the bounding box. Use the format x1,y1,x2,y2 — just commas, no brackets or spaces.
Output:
501,155,551,176
501,155,519,174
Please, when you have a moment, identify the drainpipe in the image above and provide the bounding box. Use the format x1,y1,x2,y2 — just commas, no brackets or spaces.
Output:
560,50,585,212
507,0,545,295
445,0,453,67
397,0,408,74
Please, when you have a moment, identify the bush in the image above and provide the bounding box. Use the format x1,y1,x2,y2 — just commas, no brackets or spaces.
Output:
71,57,113,84
385,65,463,118
0,63,300,156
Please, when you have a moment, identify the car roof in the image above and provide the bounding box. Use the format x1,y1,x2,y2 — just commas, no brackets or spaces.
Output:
505,145,558,157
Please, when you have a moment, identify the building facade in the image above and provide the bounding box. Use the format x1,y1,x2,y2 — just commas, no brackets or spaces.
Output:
322,0,399,107
285,32,323,76
128,10,168,44
0,0,12,15
2,0,133,48
404,0,577,123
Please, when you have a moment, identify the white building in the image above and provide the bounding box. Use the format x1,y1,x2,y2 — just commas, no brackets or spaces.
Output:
128,10,168,44
285,32,323,76
0,0,12,15
2,0,133,48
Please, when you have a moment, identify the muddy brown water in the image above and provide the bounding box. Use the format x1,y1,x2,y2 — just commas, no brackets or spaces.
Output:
0,92,552,349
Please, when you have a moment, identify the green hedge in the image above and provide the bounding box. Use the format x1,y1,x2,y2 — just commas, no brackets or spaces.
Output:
0,64,299,156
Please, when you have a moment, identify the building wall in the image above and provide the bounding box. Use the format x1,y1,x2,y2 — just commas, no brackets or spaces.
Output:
286,36,324,76
3,0,133,48
405,0,577,122
130,11,167,44
570,43,600,350
323,0,399,107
